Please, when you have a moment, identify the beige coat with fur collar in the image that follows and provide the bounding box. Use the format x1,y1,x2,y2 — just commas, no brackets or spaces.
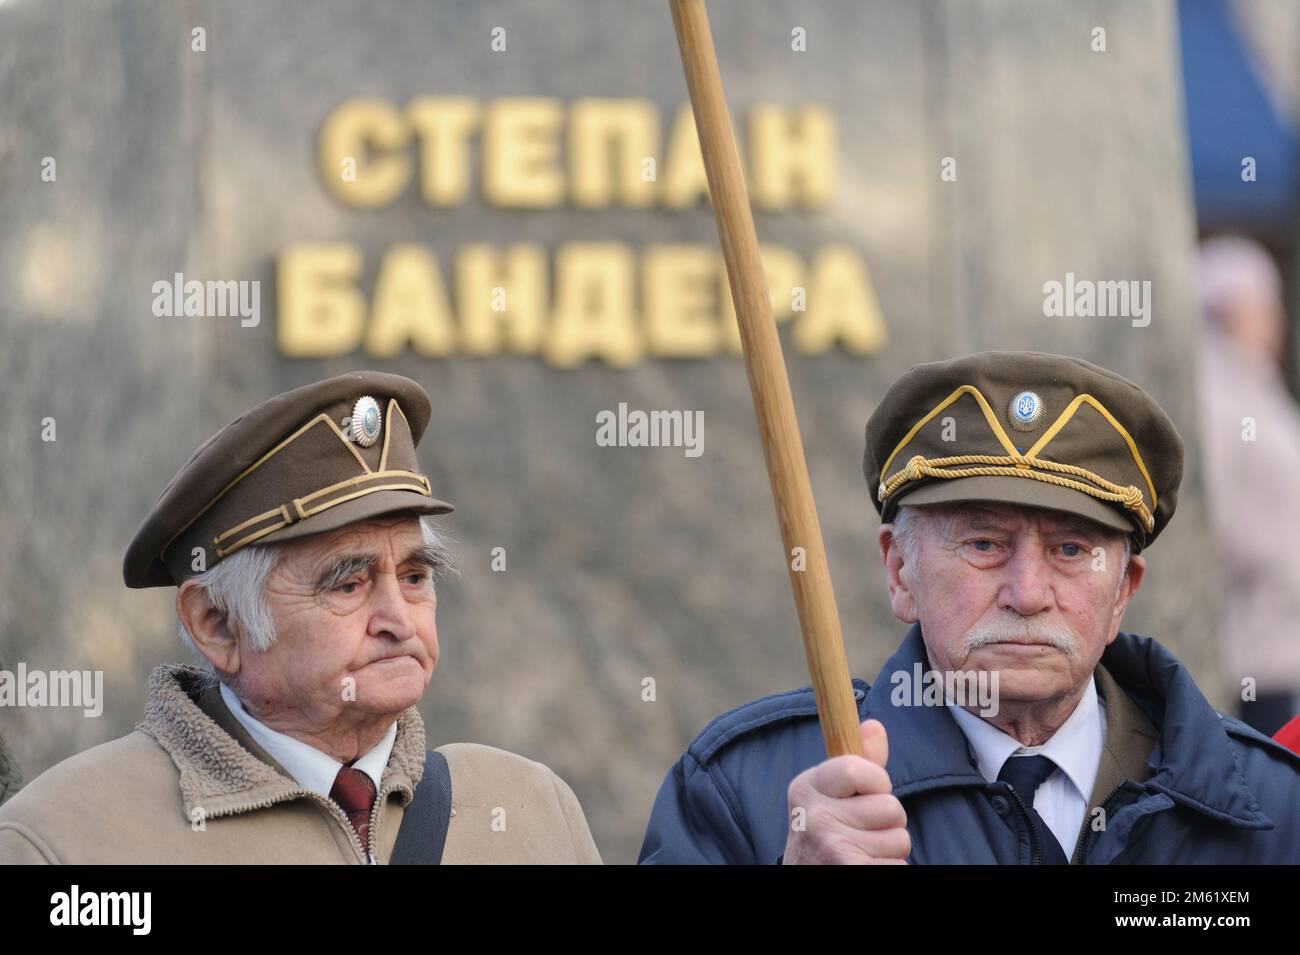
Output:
0,664,602,864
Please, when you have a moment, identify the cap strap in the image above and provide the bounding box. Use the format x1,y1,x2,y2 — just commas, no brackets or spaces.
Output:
878,452,1154,533
212,470,433,558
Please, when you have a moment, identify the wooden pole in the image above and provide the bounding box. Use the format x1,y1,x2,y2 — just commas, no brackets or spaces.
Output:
668,0,863,758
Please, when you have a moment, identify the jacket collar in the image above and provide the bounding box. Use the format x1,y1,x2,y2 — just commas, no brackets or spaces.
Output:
1086,662,1159,805
138,663,427,823
1097,631,1271,828
862,624,1271,828
861,625,985,797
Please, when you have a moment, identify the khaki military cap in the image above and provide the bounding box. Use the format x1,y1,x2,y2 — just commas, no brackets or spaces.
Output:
124,371,453,588
863,351,1184,552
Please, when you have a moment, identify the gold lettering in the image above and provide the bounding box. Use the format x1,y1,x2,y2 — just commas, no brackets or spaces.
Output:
793,245,886,354
365,245,455,357
456,244,548,355
719,245,805,352
749,104,835,209
277,243,366,357
483,98,565,208
318,99,411,207
545,243,641,367
405,97,481,207
660,104,712,209
645,245,720,356
570,98,659,208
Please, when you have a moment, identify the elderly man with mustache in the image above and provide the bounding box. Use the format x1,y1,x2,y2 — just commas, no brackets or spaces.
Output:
640,351,1300,864
0,372,601,864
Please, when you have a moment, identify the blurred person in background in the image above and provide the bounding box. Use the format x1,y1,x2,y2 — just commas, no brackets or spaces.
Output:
1197,235,1300,736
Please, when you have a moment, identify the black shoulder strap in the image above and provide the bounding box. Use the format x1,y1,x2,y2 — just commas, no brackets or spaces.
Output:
390,750,452,865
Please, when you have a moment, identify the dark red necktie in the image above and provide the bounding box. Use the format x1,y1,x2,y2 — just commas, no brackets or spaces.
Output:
330,765,377,852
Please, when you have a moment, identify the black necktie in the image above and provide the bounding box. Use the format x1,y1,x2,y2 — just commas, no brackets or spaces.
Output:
998,754,1068,864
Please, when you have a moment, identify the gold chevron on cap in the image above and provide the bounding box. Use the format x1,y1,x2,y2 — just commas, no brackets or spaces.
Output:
876,384,1157,533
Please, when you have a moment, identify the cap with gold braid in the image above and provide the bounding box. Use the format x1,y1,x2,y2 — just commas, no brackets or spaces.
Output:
124,371,453,588
863,351,1184,553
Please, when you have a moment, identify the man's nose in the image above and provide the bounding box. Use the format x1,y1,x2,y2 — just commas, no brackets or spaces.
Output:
996,545,1055,615
366,570,417,640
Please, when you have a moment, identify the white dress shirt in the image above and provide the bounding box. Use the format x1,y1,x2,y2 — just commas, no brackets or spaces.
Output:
219,682,397,861
946,676,1107,860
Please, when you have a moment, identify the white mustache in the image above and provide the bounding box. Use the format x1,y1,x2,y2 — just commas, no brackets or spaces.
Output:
963,618,1079,660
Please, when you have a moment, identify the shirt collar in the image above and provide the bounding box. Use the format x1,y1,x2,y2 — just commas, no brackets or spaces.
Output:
218,682,397,798
946,673,1106,801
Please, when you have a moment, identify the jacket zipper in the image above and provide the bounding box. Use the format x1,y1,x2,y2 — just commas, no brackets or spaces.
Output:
1072,783,1125,865
361,782,401,864
196,782,401,864
1003,785,1042,864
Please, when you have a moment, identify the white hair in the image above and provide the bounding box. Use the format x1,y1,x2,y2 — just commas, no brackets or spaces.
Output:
889,502,1131,599
177,515,451,674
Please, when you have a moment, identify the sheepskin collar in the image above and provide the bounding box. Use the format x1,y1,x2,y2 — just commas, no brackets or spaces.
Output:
139,663,427,822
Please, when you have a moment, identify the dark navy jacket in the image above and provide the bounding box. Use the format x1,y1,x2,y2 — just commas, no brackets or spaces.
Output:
639,624,1300,864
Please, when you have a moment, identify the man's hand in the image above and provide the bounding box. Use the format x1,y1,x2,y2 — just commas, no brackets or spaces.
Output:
782,718,911,864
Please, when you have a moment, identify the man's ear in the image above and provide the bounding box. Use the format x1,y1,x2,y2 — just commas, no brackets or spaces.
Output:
878,524,919,625
176,580,241,675
1110,552,1146,630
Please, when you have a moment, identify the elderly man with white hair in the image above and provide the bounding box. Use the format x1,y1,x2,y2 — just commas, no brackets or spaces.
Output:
639,350,1300,864
0,372,602,864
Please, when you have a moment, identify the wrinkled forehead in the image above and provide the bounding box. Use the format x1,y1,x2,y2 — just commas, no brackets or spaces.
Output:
280,513,426,566
926,501,1120,539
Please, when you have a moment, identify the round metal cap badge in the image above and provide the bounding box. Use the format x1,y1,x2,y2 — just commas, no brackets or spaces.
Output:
1008,391,1045,432
350,396,382,447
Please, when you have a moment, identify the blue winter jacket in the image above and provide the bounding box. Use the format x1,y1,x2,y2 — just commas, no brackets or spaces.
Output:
638,624,1300,864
